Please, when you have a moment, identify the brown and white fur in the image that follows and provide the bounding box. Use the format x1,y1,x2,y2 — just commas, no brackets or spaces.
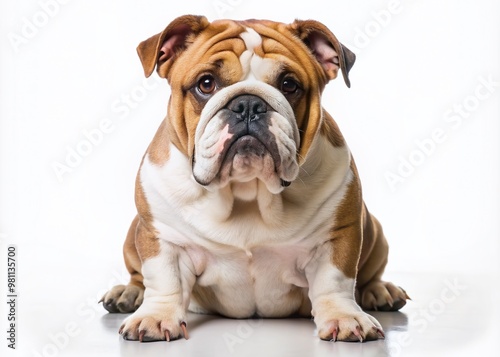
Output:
101,15,409,343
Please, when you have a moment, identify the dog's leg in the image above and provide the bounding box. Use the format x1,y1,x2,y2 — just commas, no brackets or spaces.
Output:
101,215,145,313
356,211,410,311
305,172,385,342
305,238,385,342
118,230,196,342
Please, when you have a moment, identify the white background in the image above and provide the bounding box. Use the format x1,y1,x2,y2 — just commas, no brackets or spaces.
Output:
0,0,499,356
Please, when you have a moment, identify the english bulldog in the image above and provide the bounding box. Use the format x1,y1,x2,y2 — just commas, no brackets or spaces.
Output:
101,15,409,342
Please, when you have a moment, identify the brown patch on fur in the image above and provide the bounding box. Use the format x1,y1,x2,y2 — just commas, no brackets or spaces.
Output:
357,205,376,268
329,158,390,286
133,162,160,260
147,120,171,166
121,159,161,288
134,219,160,261
356,211,389,288
123,215,144,288
134,161,153,225
329,159,390,285
329,161,363,279
321,111,346,147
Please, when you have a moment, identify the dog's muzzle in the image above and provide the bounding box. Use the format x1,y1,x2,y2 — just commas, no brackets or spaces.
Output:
222,94,282,168
192,82,300,192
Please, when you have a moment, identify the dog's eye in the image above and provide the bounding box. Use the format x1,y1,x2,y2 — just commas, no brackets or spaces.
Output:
281,78,299,94
198,75,216,95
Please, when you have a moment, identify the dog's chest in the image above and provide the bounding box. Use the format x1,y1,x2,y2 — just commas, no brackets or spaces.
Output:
139,141,352,316
140,147,343,248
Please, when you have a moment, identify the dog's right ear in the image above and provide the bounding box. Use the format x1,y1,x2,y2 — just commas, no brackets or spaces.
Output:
137,15,210,78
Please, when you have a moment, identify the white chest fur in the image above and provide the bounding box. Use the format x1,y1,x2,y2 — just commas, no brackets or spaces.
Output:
139,135,352,316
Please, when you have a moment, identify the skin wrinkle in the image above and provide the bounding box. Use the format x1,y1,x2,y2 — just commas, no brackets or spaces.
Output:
189,29,300,188
250,28,325,161
166,22,248,157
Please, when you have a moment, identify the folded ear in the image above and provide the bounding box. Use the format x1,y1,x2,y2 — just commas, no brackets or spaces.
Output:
137,15,210,78
290,19,355,87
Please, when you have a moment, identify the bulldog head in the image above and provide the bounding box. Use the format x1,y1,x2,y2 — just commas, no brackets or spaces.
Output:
137,15,355,194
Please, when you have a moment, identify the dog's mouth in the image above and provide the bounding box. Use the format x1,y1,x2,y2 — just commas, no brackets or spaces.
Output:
223,136,291,187
222,135,274,165
217,134,282,183
193,128,282,186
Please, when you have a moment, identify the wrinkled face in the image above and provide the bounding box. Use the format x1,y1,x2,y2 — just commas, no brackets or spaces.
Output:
164,20,330,194
193,77,299,194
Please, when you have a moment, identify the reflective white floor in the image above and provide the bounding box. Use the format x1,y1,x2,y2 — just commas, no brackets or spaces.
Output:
4,271,498,357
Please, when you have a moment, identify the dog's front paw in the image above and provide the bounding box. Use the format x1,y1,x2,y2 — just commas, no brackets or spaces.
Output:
119,303,188,342
314,300,384,342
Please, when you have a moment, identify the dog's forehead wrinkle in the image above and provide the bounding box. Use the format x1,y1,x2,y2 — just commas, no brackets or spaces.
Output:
240,27,263,51
238,27,278,82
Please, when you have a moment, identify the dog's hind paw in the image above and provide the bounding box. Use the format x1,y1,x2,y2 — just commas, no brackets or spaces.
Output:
100,284,144,313
359,281,410,311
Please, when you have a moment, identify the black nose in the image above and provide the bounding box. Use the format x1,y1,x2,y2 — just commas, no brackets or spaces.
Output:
226,95,267,122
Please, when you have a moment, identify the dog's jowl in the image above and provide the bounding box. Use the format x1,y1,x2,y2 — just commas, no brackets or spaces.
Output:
100,15,409,342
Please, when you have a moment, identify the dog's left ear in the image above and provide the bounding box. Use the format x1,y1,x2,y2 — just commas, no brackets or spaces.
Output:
137,15,210,78
291,19,355,87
